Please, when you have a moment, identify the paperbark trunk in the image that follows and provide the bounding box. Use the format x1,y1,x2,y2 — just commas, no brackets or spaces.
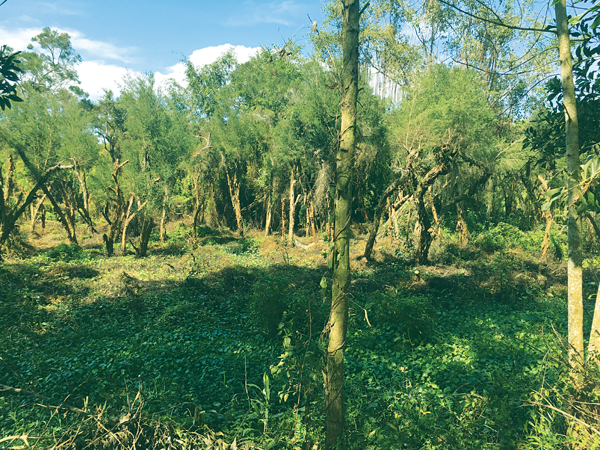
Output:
326,0,359,446
556,0,584,364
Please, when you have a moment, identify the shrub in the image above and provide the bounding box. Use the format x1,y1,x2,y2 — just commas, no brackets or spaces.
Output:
47,243,89,262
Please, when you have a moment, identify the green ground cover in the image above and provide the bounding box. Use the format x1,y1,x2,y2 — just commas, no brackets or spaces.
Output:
0,227,597,449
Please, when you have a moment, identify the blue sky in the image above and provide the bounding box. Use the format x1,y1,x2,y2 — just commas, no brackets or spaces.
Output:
0,0,326,98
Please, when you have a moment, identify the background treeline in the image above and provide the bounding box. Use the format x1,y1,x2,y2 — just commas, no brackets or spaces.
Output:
1,0,598,260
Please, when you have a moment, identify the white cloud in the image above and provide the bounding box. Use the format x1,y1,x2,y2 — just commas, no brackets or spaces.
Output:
77,61,141,100
81,45,259,100
0,26,136,64
0,26,43,51
154,44,260,88
68,31,137,64
0,27,260,101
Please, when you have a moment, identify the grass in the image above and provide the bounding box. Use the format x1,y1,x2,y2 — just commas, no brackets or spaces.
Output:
0,219,598,449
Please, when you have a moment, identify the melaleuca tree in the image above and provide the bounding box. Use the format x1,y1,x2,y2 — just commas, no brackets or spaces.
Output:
367,66,501,263
0,28,87,251
231,45,301,236
118,74,193,256
0,88,79,245
183,51,237,231
93,90,128,256
56,91,100,234
20,27,82,93
272,57,340,242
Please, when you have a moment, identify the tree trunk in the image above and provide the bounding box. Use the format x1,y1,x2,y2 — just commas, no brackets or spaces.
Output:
72,167,96,233
414,164,449,263
556,0,583,365
308,200,317,240
14,146,77,244
192,174,202,239
264,192,272,236
136,216,154,257
0,163,69,247
414,195,432,265
104,159,128,256
541,212,554,260
288,166,297,244
225,165,244,235
326,0,359,446
30,194,47,234
538,176,553,260
456,203,469,247
281,196,286,238
159,187,168,243
588,282,600,357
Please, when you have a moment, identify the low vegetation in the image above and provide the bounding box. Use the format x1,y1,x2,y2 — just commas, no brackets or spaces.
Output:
1,220,599,449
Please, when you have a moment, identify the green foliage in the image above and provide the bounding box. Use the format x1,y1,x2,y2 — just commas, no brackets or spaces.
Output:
46,243,89,262
226,237,259,255
474,222,542,253
0,45,23,110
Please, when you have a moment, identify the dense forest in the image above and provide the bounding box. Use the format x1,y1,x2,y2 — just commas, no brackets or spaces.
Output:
1,0,600,448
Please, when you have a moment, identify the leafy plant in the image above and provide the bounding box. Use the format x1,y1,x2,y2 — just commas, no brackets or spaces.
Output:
46,243,89,262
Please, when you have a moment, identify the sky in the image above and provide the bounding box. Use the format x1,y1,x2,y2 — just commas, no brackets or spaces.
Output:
0,0,326,99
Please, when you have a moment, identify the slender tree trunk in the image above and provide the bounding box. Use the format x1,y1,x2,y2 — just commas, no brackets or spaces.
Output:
414,196,432,264
541,212,554,260
456,203,469,247
136,216,154,257
159,186,168,243
538,175,553,260
192,174,202,238
14,146,77,243
57,180,78,243
264,192,272,236
586,213,600,240
225,165,244,235
404,207,412,244
556,0,583,364
72,168,96,233
392,202,400,239
326,0,359,446
281,196,286,238
588,282,600,357
121,194,135,253
308,200,317,240
30,195,46,234
288,166,297,244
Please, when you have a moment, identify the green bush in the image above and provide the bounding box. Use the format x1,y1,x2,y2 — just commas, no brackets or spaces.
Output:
46,243,89,262
226,237,259,255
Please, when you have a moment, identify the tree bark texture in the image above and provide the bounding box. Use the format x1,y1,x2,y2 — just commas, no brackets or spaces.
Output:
556,0,584,364
224,161,244,235
288,166,298,244
326,0,359,447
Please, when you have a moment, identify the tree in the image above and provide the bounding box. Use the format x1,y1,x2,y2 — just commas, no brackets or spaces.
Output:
552,0,583,366
118,74,193,256
20,27,82,92
0,46,23,110
325,0,359,447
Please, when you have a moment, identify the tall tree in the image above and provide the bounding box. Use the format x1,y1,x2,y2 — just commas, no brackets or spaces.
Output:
555,0,583,364
326,0,359,447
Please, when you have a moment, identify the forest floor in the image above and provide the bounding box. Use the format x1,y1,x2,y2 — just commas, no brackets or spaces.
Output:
1,220,599,449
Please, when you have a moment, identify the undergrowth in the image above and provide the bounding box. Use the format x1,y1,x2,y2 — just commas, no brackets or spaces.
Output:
0,224,598,449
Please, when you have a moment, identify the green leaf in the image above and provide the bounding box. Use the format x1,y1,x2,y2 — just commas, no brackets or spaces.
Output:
320,276,327,289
